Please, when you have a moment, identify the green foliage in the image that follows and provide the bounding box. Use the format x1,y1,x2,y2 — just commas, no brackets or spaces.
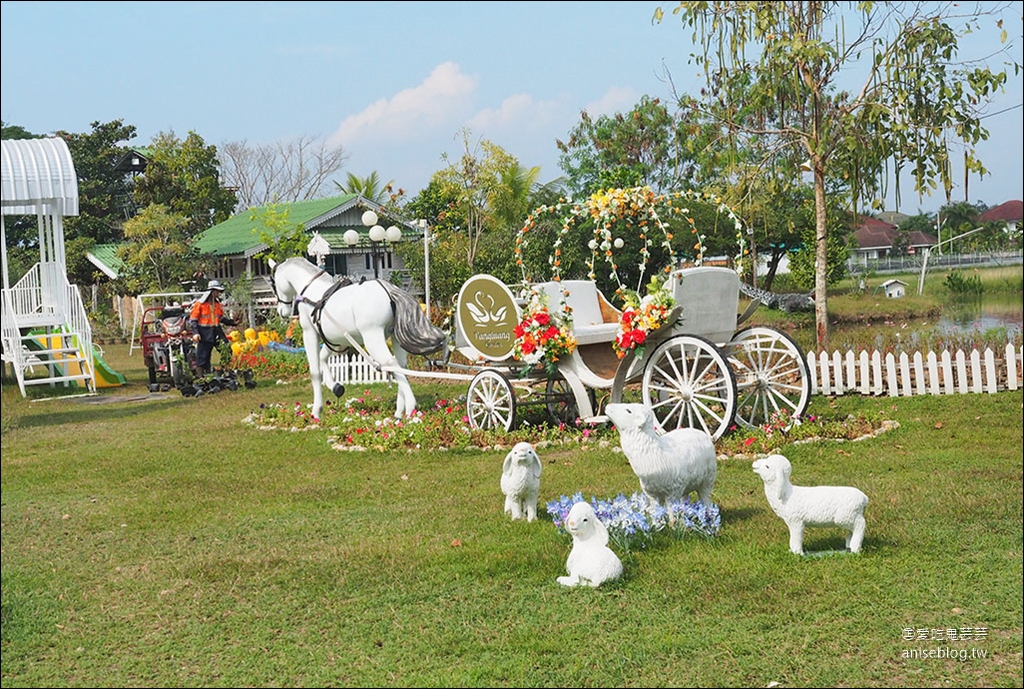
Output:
656,1,1011,344
0,121,38,139
787,222,849,291
133,130,238,238
557,95,703,197
334,170,396,204
250,204,308,262
47,120,139,283
944,268,984,296
116,204,198,292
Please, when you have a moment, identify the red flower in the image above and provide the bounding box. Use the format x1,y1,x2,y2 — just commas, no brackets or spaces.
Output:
533,311,551,326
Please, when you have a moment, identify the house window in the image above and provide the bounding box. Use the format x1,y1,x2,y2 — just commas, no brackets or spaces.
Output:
325,254,348,276
251,260,272,277
213,259,233,279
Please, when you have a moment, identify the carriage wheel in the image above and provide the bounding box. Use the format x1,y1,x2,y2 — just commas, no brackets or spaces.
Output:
467,369,517,432
727,326,811,430
641,335,737,441
545,375,596,426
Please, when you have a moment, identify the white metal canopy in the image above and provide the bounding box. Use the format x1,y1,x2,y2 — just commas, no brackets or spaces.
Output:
1,137,79,216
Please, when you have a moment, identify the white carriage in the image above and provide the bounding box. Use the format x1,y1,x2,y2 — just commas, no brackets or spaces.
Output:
453,266,810,441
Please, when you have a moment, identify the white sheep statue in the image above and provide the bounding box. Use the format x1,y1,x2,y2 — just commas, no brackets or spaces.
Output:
752,454,869,555
557,501,623,588
605,402,717,509
500,441,542,522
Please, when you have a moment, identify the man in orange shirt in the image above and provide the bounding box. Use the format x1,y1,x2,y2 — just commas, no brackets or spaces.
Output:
189,280,236,375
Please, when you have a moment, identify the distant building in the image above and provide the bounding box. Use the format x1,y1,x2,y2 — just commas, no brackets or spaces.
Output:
851,215,936,261
978,200,1022,236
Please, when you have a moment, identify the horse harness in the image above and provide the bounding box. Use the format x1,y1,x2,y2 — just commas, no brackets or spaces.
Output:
272,266,386,353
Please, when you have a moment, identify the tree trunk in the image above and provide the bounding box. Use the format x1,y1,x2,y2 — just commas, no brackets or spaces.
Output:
813,167,829,347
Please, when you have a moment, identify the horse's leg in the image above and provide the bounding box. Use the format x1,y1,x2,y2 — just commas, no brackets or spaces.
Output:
319,344,345,399
300,317,325,420
392,344,417,418
361,329,414,418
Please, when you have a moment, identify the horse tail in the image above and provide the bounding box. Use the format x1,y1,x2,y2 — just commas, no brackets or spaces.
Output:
378,280,447,355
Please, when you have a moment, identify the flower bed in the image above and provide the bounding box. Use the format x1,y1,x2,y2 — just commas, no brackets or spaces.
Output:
546,491,721,552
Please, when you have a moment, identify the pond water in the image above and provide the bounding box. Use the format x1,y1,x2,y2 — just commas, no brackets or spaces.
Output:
794,291,1023,353
936,293,1023,337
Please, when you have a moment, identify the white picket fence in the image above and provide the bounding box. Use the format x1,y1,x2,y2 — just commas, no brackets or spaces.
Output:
326,352,391,385
807,344,1023,397
328,345,1024,399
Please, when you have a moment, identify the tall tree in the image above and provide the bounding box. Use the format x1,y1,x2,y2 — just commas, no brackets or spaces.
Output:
116,204,196,293
220,134,348,211
434,128,514,274
133,130,237,238
55,120,139,284
557,95,708,197
656,1,1012,345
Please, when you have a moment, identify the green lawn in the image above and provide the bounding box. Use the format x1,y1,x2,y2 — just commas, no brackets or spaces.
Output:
1,345,1021,687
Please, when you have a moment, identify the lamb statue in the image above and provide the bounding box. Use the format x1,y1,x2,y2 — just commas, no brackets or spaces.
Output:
501,441,542,522
557,501,623,588
752,454,869,555
605,402,717,509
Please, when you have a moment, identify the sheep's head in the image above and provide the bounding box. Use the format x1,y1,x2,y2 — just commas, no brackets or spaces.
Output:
605,403,654,434
564,501,609,546
753,454,792,483
503,441,541,480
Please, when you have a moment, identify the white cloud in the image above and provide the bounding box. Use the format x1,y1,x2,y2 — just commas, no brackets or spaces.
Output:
328,62,478,147
467,93,562,130
584,85,639,118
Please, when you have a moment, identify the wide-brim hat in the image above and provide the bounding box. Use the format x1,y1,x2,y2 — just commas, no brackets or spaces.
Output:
207,280,225,291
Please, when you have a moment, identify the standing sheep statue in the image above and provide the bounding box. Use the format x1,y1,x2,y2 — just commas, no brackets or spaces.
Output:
557,501,623,588
605,402,717,509
501,442,542,522
752,454,869,555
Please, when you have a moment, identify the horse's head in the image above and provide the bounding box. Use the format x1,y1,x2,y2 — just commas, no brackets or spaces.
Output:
268,258,297,319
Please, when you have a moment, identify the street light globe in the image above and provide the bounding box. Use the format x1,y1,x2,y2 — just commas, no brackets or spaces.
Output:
385,225,402,243
343,229,360,246
361,210,378,228
369,224,386,243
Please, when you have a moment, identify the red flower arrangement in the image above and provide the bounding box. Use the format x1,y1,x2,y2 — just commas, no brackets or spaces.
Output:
612,279,677,359
512,292,577,377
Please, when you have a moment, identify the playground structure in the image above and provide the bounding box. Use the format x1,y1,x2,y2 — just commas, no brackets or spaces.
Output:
2,137,122,396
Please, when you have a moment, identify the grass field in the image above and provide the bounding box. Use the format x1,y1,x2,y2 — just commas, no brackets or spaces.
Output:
2,341,1022,688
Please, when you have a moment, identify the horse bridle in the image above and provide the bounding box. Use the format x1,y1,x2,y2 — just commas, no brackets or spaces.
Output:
270,265,327,311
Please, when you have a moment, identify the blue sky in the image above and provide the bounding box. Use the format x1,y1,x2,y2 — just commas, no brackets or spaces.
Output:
2,1,1021,215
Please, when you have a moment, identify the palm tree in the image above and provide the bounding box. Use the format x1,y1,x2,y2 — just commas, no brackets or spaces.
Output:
335,171,395,204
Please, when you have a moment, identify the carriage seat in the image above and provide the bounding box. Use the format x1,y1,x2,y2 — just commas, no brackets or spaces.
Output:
533,280,622,346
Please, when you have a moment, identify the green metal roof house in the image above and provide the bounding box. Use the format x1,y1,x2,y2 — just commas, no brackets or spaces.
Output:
88,193,425,304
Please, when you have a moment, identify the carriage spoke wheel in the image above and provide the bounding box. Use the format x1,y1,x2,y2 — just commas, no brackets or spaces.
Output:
641,335,737,441
545,375,595,426
467,369,517,431
728,326,811,431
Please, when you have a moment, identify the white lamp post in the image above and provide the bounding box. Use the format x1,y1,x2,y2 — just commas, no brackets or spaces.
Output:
417,219,430,315
345,210,402,279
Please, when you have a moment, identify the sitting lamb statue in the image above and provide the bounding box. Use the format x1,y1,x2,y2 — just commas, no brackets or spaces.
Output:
557,501,623,588
501,442,542,522
605,402,717,509
752,454,869,555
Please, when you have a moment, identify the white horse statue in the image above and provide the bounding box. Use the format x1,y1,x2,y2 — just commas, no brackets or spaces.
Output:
268,257,446,420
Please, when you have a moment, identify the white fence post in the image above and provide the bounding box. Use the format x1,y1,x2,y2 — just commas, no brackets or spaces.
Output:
1007,344,1020,392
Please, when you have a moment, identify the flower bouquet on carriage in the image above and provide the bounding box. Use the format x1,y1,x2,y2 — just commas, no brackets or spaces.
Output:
511,290,577,379
612,275,678,360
